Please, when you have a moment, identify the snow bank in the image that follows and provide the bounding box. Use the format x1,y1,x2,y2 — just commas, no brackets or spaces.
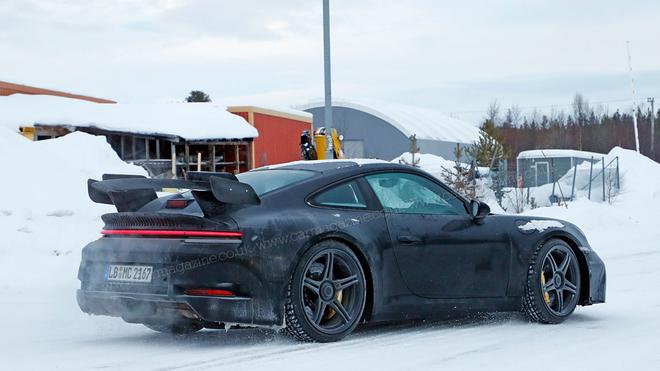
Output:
609,146,660,201
0,128,145,215
0,95,258,140
0,128,145,296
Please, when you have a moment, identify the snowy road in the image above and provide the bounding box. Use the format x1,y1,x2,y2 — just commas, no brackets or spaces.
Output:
1,233,658,371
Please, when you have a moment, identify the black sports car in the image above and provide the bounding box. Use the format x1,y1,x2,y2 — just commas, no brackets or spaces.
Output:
77,160,606,342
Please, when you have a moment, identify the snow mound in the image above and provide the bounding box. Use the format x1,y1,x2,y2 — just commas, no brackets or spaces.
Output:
393,152,466,181
609,147,660,201
0,128,146,215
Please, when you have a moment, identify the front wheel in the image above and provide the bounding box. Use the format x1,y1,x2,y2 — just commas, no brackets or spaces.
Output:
523,239,581,324
285,240,367,342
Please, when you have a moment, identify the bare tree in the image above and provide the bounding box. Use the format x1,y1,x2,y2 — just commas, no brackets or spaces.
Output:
486,100,501,125
549,107,566,125
572,93,591,150
505,104,522,127
594,103,608,120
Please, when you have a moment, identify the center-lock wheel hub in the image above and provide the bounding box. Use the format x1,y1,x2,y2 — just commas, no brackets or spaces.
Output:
553,274,563,288
320,281,336,302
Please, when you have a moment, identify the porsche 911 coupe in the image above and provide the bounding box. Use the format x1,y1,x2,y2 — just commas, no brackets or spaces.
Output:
77,160,606,342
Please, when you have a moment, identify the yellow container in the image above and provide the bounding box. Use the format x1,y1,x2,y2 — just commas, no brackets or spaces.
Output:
19,126,35,141
314,134,327,160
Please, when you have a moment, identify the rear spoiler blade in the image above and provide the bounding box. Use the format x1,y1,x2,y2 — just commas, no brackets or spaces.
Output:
88,173,260,214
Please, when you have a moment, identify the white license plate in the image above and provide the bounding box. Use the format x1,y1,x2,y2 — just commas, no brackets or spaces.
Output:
106,264,153,283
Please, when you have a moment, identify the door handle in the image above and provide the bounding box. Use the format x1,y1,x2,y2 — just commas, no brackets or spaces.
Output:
398,235,421,245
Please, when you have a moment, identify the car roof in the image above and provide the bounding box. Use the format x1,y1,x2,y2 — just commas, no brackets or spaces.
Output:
256,159,412,174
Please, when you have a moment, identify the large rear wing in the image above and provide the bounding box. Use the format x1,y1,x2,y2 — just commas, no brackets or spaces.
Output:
88,172,260,216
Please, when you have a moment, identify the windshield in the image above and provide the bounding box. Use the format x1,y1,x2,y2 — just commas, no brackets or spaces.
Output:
236,169,317,196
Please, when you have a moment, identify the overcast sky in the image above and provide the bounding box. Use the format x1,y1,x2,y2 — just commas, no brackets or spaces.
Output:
2,0,659,122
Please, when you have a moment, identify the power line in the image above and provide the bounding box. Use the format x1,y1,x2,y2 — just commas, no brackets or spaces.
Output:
449,98,636,116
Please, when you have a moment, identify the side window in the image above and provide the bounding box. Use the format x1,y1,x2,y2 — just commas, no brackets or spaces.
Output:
365,172,466,215
312,180,367,209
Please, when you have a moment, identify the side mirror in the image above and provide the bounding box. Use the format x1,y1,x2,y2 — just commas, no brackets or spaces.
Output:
470,200,490,223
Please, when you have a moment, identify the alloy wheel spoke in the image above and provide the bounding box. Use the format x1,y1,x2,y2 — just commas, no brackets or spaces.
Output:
546,253,559,274
543,280,555,293
312,300,327,325
304,277,322,294
335,275,358,291
564,280,578,294
323,252,334,280
556,289,564,312
330,298,351,324
558,254,572,275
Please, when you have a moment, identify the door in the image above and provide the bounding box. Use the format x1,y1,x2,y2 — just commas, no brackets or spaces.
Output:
365,172,510,299
534,161,550,186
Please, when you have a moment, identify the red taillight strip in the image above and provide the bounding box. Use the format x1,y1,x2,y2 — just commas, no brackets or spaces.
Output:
101,229,242,238
184,288,235,297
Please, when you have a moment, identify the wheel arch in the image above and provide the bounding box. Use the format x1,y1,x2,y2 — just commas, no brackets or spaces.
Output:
284,232,375,323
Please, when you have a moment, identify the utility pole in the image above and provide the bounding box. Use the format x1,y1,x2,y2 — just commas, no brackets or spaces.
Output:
649,97,656,157
626,41,641,153
322,0,334,159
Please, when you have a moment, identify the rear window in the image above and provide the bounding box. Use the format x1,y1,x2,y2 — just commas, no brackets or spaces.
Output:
236,169,316,196
312,180,367,209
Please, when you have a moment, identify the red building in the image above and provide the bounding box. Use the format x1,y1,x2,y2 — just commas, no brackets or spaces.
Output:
228,106,313,168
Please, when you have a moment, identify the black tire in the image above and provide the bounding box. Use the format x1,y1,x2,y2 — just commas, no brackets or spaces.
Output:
144,321,203,335
523,238,581,324
285,240,367,342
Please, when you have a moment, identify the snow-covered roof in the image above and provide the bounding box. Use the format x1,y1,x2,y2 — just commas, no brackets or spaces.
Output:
0,95,258,141
517,149,605,160
296,99,481,144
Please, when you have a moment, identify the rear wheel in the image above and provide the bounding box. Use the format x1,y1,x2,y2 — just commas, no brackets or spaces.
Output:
144,321,203,335
285,240,367,342
523,239,581,323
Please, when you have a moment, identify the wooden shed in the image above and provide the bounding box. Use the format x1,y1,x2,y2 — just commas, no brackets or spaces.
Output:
4,95,258,178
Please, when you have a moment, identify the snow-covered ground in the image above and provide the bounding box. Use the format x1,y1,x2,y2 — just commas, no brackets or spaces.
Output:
1,131,659,370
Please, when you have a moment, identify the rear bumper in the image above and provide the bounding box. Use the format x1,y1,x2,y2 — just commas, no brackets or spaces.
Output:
77,289,260,325
77,236,287,327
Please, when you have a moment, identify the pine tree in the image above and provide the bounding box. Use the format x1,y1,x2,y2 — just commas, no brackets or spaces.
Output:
466,120,504,168
399,134,421,167
441,144,475,199
185,90,211,103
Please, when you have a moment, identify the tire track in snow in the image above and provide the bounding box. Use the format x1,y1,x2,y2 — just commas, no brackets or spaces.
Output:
163,315,519,371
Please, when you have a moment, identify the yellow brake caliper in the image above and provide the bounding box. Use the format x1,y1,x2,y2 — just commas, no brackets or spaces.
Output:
325,290,343,320
540,272,551,304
